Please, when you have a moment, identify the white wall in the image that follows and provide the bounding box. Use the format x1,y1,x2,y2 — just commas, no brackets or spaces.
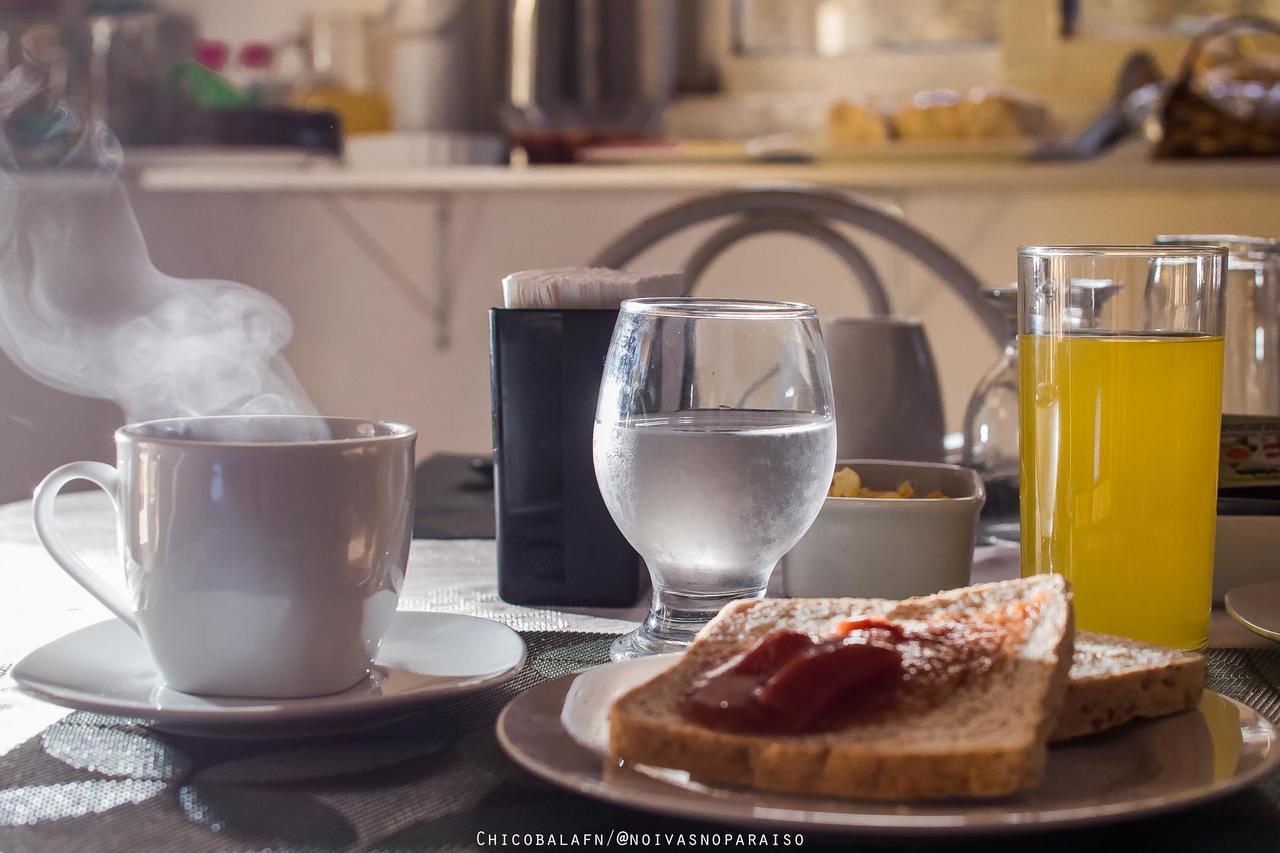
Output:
7,175,1280,504
125,178,1280,448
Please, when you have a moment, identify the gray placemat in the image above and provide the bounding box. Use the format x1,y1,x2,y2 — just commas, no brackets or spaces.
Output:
0,631,618,853
2,641,1280,852
1207,646,1280,721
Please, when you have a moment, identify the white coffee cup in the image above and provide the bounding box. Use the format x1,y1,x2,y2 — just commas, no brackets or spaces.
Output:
32,415,416,698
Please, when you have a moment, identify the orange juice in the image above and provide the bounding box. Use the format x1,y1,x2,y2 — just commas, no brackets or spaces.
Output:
1019,333,1224,649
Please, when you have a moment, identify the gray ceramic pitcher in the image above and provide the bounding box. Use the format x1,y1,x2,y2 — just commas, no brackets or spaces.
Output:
823,316,946,462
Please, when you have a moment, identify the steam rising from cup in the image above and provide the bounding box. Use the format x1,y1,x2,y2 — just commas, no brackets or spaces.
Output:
0,60,326,441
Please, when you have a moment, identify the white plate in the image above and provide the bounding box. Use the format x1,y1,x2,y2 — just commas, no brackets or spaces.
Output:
497,655,1280,837
1226,581,1280,642
13,611,526,737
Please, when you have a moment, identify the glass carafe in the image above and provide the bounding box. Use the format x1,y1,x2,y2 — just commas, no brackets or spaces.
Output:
962,288,1019,542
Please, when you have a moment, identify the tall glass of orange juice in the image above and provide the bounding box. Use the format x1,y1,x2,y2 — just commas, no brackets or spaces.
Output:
1019,245,1226,649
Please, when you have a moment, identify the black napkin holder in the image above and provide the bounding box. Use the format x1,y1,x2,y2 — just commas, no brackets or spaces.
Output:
489,308,647,606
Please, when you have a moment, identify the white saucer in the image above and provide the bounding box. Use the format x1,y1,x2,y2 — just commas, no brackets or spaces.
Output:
13,611,526,737
498,655,1280,837
1225,581,1280,643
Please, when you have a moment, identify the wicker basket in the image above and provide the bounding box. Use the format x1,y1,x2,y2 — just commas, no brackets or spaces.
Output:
1155,14,1280,158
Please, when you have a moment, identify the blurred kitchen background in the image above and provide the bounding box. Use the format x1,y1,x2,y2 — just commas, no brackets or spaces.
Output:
5,0,1280,500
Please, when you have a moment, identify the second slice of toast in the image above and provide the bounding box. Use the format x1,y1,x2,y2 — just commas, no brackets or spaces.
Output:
1052,630,1205,742
609,576,1074,800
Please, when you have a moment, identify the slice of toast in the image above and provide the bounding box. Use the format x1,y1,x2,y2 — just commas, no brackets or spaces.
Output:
1051,630,1205,742
609,576,1074,800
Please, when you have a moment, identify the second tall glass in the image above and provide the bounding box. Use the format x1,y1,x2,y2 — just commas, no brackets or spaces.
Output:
1019,245,1226,650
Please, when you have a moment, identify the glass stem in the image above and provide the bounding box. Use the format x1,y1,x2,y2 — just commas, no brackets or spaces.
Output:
641,585,768,646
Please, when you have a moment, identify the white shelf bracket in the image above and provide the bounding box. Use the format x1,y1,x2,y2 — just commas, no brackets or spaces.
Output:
319,192,456,352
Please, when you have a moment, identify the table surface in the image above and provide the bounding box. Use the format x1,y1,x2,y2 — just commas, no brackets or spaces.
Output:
0,491,1275,851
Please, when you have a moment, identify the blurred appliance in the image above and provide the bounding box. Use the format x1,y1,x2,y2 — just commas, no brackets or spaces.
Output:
81,1,194,146
293,12,391,135
0,0,59,79
506,0,677,162
86,6,156,139
385,0,505,134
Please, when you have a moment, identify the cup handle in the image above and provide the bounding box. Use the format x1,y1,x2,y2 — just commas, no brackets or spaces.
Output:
32,461,138,633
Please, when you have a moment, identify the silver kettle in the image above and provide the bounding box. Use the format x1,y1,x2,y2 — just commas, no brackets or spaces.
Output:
506,0,677,160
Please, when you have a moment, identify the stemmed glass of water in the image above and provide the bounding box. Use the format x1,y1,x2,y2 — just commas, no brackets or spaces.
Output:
593,298,837,660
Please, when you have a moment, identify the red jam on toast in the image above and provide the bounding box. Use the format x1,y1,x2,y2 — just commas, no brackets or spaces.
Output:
680,601,1040,735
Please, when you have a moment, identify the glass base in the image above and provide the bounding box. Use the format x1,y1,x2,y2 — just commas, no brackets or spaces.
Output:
610,586,767,661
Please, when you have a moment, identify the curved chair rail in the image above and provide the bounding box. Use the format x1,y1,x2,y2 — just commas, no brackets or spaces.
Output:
679,214,893,316
590,184,1006,346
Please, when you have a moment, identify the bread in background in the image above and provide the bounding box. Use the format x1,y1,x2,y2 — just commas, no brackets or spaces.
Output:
892,87,1054,141
962,87,1055,139
827,99,890,144
892,89,966,141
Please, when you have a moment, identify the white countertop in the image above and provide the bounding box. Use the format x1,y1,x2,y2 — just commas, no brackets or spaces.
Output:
130,144,1280,195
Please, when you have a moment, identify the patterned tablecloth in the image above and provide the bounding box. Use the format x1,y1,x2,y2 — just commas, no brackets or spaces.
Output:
1,492,1279,852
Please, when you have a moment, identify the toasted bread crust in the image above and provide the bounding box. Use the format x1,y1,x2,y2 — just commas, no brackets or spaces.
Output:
609,577,1075,800
609,710,1046,798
